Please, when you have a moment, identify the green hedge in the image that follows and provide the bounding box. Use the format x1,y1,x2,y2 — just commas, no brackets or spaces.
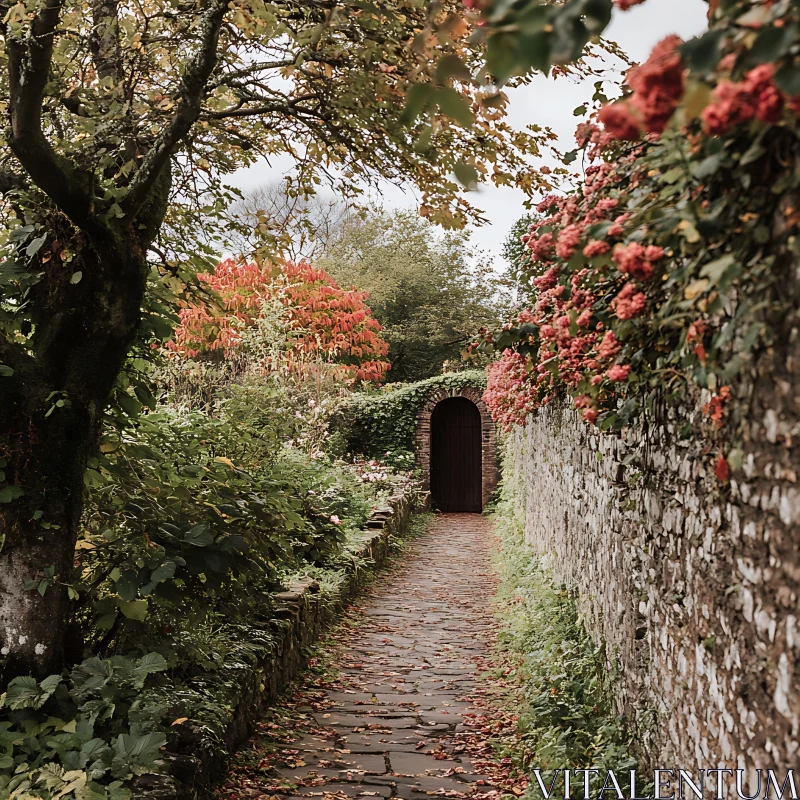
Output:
331,370,486,466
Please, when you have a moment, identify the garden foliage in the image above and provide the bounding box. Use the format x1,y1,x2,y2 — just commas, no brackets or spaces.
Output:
331,370,487,467
479,0,800,477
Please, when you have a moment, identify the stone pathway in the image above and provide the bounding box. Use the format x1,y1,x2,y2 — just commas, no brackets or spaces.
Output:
218,513,507,800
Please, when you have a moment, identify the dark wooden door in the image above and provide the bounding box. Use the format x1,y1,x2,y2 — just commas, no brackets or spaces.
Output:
430,398,482,512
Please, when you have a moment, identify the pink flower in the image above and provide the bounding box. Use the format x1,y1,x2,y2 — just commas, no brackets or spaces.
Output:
607,214,631,237
330,515,342,525
598,102,643,141
702,65,783,137
627,36,685,134
590,375,603,386
598,330,621,359
644,245,664,261
556,224,583,259
583,240,610,258
577,309,593,327
583,408,599,424
613,242,654,280
613,0,646,8
607,364,631,381
533,266,559,291
613,282,647,320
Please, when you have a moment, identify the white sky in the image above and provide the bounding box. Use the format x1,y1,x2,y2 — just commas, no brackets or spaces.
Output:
230,0,710,265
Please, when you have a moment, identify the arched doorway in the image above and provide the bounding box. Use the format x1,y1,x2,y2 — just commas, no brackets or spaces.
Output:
430,397,482,512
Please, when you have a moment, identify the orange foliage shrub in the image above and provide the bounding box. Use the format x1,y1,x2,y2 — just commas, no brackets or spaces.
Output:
170,258,390,384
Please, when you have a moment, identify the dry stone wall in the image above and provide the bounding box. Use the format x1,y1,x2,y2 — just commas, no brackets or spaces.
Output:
506,398,800,772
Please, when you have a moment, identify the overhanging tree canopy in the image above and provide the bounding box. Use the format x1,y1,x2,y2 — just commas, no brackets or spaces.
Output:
0,0,551,679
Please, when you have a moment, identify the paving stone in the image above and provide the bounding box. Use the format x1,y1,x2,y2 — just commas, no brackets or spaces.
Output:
227,514,498,798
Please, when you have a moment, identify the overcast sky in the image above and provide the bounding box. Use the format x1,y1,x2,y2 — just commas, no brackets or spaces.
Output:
230,0,710,265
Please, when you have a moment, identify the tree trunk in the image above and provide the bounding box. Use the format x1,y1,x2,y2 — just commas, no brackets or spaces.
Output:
0,224,154,680
0,513,79,680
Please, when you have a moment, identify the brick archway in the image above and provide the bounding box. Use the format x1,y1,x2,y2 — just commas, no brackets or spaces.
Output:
416,384,500,510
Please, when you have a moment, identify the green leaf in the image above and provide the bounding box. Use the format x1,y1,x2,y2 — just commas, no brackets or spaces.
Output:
135,653,168,675
700,254,735,285
435,54,471,84
117,599,149,621
400,83,432,126
679,29,725,76
486,32,524,81
775,63,800,96
0,486,24,503
70,271,83,284
25,234,47,258
0,365,13,377
434,88,474,127
454,161,479,188
748,24,798,65
184,523,213,547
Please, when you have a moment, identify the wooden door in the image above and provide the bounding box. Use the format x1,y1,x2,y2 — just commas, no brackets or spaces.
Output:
430,398,482,512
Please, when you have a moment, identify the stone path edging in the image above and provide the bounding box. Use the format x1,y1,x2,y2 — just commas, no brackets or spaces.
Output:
133,488,429,800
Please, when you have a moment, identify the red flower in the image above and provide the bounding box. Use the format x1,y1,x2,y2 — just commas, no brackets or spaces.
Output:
613,242,654,280
583,240,610,258
613,0,646,8
627,35,685,134
597,330,621,359
556,224,584,259
703,65,783,136
715,455,730,482
583,408,599,424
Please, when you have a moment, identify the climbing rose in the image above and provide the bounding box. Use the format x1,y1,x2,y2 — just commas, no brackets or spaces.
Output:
597,331,621,359
613,0,646,8
607,364,631,381
556,224,583,259
598,102,642,140
613,242,654,280
703,65,784,136
613,282,647,320
583,408,599,424
583,240,610,258
627,35,686,134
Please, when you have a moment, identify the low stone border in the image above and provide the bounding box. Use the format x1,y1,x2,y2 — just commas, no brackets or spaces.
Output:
133,488,429,799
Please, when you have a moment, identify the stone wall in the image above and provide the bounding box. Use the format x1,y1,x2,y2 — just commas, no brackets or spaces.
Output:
132,489,428,800
506,398,800,772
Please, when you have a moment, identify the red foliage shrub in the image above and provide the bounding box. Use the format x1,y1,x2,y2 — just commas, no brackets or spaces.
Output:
170,258,390,384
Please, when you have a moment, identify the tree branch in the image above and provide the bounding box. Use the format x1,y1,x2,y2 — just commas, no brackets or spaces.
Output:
90,0,124,83
5,0,101,235
120,0,229,218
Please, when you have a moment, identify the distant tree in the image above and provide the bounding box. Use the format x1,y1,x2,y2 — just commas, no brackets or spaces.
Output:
228,182,357,262
502,213,536,286
320,209,510,383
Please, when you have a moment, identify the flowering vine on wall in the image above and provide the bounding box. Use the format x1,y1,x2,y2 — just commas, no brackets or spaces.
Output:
476,0,800,484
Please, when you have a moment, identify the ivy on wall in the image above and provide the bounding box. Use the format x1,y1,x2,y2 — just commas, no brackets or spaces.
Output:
332,370,487,465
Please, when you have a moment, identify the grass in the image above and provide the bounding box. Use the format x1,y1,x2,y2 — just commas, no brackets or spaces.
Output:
488,493,646,799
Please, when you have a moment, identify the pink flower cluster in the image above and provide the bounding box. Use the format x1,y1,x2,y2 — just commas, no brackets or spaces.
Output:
599,36,686,140
703,64,789,136
484,119,672,430
483,350,539,431
613,0,646,8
